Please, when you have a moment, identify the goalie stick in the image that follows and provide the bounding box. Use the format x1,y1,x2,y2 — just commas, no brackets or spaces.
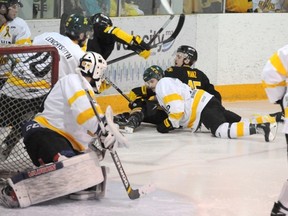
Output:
107,14,185,65
77,72,154,200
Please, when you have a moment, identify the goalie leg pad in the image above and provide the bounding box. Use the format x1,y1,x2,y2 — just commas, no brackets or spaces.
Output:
69,166,108,200
7,151,103,208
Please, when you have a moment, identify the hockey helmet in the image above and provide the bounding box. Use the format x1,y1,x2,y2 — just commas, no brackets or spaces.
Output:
79,52,107,93
0,0,22,7
176,45,198,66
0,0,22,20
90,13,112,27
64,14,93,41
143,65,164,82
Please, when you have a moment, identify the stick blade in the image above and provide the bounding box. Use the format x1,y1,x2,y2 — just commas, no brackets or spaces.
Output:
128,184,156,200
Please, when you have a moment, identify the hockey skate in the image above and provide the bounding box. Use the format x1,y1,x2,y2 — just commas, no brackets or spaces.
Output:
257,122,278,142
69,166,108,200
271,202,288,216
269,112,284,123
113,112,130,125
0,184,19,208
116,112,144,133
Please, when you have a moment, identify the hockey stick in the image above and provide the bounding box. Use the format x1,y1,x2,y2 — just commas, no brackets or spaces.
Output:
160,0,174,15
104,14,185,100
107,14,185,65
105,76,131,102
77,72,154,200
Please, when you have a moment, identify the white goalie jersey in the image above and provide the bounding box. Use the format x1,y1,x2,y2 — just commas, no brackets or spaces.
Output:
155,77,213,131
34,74,104,152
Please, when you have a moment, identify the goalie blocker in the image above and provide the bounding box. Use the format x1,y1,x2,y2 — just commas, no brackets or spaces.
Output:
0,151,105,208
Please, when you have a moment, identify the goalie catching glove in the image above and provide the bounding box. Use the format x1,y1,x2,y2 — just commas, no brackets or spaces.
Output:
129,35,151,59
157,118,174,133
96,106,129,152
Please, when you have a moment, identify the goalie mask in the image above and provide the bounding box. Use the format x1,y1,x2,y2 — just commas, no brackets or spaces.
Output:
79,52,107,93
176,45,198,66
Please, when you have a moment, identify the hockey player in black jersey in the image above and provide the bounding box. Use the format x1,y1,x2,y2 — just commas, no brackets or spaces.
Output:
164,45,242,124
85,13,151,93
87,13,151,60
165,45,222,102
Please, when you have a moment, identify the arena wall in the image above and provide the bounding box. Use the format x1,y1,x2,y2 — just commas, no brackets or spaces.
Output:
26,13,288,113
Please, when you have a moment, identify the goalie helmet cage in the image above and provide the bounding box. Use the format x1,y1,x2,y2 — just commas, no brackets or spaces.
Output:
0,45,59,179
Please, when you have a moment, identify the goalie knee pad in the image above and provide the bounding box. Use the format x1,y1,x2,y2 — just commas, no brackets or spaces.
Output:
5,151,103,208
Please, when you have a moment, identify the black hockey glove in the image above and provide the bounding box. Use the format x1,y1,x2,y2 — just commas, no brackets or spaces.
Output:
157,118,174,133
128,98,146,110
129,35,151,59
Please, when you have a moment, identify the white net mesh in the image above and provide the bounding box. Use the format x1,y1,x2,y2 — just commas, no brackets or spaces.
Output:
0,45,59,177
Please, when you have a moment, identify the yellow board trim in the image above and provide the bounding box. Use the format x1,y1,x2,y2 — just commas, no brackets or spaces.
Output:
94,83,270,115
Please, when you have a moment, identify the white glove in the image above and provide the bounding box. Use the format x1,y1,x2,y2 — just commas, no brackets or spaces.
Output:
101,106,129,152
99,125,118,152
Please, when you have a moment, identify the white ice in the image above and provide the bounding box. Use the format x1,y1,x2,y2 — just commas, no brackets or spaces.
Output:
0,100,286,216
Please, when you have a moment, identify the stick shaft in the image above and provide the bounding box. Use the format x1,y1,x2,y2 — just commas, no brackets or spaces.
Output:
107,14,176,65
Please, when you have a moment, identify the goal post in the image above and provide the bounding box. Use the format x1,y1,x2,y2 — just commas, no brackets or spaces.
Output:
0,45,59,178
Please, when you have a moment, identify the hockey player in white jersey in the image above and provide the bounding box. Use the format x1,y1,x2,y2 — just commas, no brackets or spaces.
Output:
0,14,93,161
0,0,31,87
0,51,128,208
0,0,31,45
143,65,277,142
262,44,288,215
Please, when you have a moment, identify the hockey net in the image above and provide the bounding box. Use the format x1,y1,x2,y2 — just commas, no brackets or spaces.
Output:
0,45,59,179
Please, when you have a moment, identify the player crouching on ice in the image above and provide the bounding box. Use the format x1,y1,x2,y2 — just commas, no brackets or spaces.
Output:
0,51,128,208
143,65,277,142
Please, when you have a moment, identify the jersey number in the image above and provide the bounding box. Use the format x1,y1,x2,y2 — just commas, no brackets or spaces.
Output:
188,80,201,89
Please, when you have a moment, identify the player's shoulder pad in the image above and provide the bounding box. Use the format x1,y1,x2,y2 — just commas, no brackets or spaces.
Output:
165,66,175,73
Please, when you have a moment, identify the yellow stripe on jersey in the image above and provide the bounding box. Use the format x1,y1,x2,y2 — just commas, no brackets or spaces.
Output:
163,93,183,104
169,112,184,120
187,90,205,128
104,26,133,44
141,85,147,95
68,89,104,125
262,80,286,88
236,122,244,137
7,75,51,88
34,116,86,152
15,38,32,45
285,108,288,118
270,52,288,76
68,89,94,106
77,107,96,125
68,90,86,105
